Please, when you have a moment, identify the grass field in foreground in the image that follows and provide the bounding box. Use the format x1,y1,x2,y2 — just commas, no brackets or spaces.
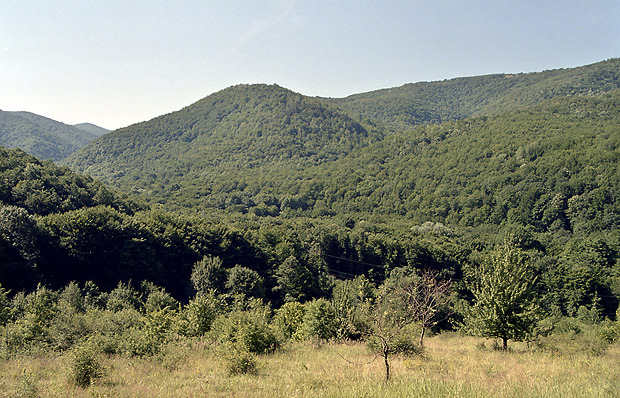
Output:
1,333,619,397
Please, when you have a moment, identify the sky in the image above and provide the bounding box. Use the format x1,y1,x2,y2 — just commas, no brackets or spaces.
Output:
1,1,619,130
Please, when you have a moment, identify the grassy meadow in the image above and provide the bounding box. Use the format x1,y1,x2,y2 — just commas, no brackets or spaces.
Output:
1,333,618,398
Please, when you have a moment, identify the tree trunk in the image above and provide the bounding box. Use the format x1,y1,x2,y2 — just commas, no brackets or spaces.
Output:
502,336,508,351
383,342,390,381
383,352,390,381
419,327,426,348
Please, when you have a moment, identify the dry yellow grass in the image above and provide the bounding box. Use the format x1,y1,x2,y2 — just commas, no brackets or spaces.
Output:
1,334,619,397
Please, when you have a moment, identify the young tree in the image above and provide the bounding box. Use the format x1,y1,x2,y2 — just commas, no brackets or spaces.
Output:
275,256,315,303
225,265,265,299
364,269,451,380
400,270,452,347
465,242,539,351
191,255,226,295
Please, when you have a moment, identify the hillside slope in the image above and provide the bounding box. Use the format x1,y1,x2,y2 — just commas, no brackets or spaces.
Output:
64,61,620,233
65,84,382,210
332,58,620,129
290,90,620,233
0,111,100,161
0,146,141,215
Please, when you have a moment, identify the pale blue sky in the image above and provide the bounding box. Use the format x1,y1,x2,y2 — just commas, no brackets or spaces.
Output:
2,0,619,130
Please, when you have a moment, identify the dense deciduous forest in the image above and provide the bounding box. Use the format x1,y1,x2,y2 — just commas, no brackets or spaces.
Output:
1,60,619,392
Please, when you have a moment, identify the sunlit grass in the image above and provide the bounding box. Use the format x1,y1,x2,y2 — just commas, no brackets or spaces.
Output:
1,334,619,397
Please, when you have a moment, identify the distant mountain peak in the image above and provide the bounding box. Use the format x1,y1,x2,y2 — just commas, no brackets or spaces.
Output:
73,123,111,137
0,111,101,161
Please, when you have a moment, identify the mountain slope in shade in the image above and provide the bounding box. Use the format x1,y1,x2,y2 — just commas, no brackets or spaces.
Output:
0,111,100,161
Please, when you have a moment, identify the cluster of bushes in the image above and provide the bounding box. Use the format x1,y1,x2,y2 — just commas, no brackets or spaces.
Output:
2,262,619,386
0,279,362,374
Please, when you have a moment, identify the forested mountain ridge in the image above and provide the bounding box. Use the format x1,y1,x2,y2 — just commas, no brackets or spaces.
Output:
64,84,382,210
332,58,620,129
64,78,620,233
2,63,620,327
0,110,104,161
307,90,620,233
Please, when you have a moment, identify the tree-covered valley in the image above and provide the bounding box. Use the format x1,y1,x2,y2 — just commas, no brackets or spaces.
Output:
1,59,619,394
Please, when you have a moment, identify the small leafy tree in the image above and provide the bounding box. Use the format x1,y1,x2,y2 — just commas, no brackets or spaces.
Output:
184,291,221,336
465,242,539,350
363,278,423,381
272,301,305,341
302,298,337,341
191,255,226,295
210,306,278,354
225,265,265,299
106,282,140,312
275,256,315,303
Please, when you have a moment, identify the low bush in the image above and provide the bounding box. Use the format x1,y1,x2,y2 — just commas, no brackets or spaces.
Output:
69,344,103,388
222,342,257,375
272,301,305,342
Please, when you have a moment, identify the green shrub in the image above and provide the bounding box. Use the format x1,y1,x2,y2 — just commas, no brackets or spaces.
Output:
47,307,89,351
142,282,178,313
210,309,278,354
58,282,85,313
223,343,257,375
0,284,10,326
117,326,157,357
302,298,337,341
16,371,38,398
533,327,610,356
184,292,221,336
106,282,140,312
84,308,142,355
367,323,423,357
69,344,103,388
272,301,305,341
597,319,620,343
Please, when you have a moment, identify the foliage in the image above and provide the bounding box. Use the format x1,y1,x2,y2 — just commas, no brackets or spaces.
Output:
464,242,539,350
225,265,266,299
222,342,258,375
209,307,279,354
361,274,438,380
334,58,620,129
302,298,338,341
191,255,226,295
0,284,10,326
0,147,140,216
65,84,382,212
69,343,103,388
63,60,620,228
272,301,306,341
183,292,221,336
106,282,140,312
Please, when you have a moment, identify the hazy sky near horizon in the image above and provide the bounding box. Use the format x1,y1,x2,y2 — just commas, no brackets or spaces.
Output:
2,1,619,130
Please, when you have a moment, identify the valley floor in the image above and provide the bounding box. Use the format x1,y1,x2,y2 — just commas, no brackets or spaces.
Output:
1,334,619,397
